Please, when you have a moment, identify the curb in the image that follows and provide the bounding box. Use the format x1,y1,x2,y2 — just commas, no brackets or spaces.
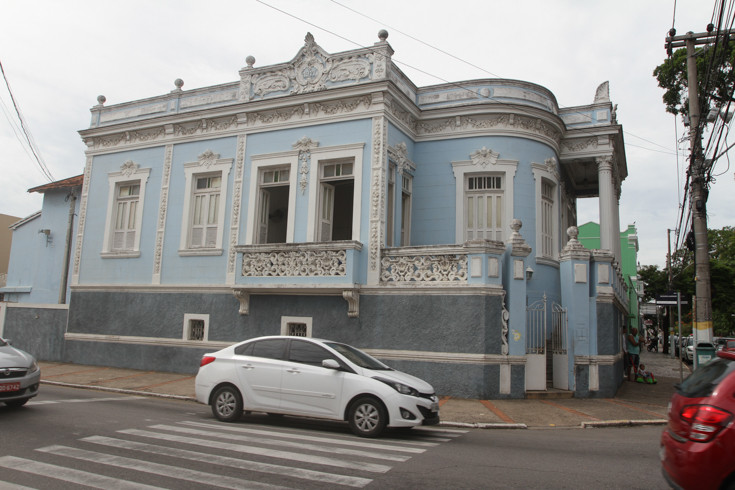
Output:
581,419,667,428
440,421,528,429
42,380,196,402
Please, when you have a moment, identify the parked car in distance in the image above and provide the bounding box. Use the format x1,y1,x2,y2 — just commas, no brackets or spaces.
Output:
724,339,735,352
0,337,41,407
661,350,735,490
195,336,440,437
684,342,694,363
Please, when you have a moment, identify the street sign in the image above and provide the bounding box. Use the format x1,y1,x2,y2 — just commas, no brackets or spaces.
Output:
656,293,689,306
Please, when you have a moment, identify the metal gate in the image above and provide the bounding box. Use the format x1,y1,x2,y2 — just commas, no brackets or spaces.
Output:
525,295,547,391
526,294,568,391
551,302,569,390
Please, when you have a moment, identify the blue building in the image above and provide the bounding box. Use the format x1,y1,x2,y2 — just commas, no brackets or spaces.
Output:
1,31,630,398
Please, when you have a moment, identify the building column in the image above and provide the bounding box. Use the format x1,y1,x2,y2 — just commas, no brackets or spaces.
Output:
596,156,615,255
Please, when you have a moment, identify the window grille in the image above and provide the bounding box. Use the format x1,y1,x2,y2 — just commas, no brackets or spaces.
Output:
287,323,308,337
188,319,205,341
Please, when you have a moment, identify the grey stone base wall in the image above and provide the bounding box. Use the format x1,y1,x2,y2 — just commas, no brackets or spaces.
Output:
1,305,68,362
66,289,520,398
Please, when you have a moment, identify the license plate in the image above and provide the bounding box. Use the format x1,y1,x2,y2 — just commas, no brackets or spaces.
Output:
0,382,20,392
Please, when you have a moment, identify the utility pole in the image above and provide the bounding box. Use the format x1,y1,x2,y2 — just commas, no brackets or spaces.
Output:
665,29,730,350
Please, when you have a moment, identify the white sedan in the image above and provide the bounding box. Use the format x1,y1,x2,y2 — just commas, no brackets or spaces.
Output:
195,336,440,437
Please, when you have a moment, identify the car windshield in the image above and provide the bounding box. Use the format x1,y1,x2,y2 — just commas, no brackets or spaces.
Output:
676,356,735,398
325,342,392,370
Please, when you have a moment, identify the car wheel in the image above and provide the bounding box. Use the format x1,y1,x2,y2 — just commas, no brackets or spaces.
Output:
5,398,29,408
348,397,387,438
211,385,243,422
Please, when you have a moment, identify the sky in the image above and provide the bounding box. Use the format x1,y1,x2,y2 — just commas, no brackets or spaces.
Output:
1,0,732,268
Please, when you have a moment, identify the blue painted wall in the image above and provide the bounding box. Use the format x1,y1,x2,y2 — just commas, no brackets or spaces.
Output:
3,188,80,304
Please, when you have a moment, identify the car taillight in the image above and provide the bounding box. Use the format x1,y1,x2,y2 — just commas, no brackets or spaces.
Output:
200,356,216,367
680,404,733,442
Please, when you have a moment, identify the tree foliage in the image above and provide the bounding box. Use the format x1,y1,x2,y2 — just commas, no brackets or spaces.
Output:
653,43,735,118
640,226,735,336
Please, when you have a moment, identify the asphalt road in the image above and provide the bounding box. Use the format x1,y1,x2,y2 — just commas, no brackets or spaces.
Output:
0,385,668,489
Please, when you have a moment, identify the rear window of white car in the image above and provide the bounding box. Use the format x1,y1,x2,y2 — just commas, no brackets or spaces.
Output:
235,339,286,359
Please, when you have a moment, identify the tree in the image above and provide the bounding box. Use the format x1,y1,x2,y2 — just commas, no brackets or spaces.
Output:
654,42,735,119
640,227,735,336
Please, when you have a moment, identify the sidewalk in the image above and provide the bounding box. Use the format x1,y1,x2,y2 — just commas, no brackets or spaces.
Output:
38,348,689,429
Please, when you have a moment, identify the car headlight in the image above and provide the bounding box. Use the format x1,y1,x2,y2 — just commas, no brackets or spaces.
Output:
28,360,39,374
374,377,419,397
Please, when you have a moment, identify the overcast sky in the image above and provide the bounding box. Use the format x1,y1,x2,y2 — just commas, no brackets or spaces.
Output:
1,0,732,268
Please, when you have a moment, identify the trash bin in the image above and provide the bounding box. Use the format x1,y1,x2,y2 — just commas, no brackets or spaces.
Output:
695,342,716,368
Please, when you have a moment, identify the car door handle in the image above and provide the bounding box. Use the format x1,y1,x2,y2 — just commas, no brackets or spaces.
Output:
241,364,255,370
286,368,300,374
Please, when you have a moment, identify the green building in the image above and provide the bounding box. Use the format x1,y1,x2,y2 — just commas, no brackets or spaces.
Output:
578,222,642,331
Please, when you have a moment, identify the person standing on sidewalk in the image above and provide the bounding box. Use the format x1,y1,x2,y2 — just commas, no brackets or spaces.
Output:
627,327,641,381
622,325,630,380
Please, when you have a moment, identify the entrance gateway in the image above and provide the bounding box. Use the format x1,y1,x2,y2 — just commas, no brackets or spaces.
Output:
526,294,568,391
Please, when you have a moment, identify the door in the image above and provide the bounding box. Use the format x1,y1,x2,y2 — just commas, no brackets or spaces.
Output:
234,338,286,410
279,339,344,417
319,183,334,241
257,189,270,244
525,296,547,391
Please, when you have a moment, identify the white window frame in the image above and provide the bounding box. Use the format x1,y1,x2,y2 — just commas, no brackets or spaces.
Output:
386,163,396,247
452,157,517,243
245,151,298,245
183,313,209,341
532,162,560,263
280,316,313,337
306,143,364,242
401,173,412,246
464,174,504,241
101,163,151,258
179,154,233,256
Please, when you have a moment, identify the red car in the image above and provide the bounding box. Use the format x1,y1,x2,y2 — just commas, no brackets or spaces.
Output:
661,351,735,489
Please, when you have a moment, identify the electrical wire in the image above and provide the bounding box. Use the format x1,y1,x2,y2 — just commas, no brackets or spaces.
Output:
258,0,672,156
0,58,54,182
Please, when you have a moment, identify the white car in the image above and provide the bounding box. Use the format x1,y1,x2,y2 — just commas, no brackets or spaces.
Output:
0,337,41,407
195,336,440,437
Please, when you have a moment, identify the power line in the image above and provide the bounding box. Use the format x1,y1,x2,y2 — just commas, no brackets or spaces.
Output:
260,0,675,158
0,58,54,182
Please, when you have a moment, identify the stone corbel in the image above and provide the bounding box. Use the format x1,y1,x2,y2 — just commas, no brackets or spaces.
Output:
342,290,360,318
233,289,250,315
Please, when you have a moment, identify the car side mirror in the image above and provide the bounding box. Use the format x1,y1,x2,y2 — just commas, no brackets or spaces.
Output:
322,359,341,370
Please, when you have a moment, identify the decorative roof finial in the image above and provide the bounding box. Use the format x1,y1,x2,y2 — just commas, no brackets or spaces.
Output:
245,55,255,68
96,95,106,106
378,29,388,42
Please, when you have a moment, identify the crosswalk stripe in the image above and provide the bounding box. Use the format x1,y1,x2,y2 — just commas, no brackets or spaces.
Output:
82,435,372,488
182,421,432,453
0,455,163,490
28,396,144,406
119,428,393,473
35,445,289,490
148,423,413,462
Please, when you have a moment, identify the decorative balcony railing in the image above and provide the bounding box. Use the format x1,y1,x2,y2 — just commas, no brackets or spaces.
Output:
236,241,362,278
380,245,470,284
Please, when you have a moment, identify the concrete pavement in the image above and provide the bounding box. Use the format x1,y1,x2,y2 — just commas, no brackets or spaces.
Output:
38,348,689,429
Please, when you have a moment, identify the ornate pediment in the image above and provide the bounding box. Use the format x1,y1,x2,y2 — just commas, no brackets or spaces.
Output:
470,147,500,168
240,32,381,102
